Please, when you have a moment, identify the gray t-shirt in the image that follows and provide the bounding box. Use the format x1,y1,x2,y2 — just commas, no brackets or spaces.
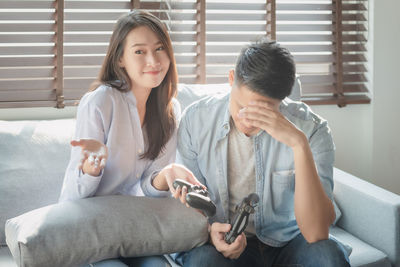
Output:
227,118,257,236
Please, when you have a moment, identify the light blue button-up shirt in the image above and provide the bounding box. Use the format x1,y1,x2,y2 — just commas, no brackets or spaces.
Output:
177,92,340,247
59,85,177,202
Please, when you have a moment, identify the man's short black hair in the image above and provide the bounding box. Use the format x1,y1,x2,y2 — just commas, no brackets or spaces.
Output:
234,37,296,100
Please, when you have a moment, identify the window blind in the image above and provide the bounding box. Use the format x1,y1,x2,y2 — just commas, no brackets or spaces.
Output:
164,0,200,84
0,0,58,108
205,0,271,84
339,0,369,106
63,0,131,106
165,0,370,105
0,0,169,108
276,0,369,106
167,0,273,84
0,0,370,108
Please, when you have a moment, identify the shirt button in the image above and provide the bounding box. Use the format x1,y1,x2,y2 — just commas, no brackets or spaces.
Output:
136,174,140,178
138,149,142,154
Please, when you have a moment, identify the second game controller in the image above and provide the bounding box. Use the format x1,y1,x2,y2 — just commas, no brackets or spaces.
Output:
224,193,259,244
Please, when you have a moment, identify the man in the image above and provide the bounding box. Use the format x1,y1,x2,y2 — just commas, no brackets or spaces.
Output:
173,38,350,266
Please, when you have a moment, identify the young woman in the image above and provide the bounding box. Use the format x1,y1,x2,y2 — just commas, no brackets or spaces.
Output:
59,10,199,267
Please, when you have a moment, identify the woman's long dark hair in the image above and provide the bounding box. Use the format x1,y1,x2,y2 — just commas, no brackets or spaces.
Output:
90,10,178,160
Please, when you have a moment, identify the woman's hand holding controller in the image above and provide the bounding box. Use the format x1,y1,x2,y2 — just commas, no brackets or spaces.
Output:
153,163,205,205
70,138,108,176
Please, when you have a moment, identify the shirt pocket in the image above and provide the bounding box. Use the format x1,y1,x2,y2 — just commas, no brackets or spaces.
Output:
271,170,295,214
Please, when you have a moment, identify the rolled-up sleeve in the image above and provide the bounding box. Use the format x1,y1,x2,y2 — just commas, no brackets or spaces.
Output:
141,131,177,197
309,119,341,223
58,95,105,202
176,107,206,186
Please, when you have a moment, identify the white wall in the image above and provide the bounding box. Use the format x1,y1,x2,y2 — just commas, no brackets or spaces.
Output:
1,0,399,195
312,105,373,186
315,0,400,195
371,0,400,194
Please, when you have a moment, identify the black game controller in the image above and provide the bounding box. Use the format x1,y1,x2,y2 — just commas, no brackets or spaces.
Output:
172,179,216,217
224,193,259,244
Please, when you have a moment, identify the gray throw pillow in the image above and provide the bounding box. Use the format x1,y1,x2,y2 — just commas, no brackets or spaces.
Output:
5,195,208,267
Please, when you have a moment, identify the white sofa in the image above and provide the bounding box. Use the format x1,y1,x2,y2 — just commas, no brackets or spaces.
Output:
1,83,399,267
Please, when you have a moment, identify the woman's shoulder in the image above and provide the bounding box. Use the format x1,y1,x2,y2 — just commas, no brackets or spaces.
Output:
79,84,123,109
80,84,112,102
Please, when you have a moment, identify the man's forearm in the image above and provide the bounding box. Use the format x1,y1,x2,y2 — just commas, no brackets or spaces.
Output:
292,136,335,243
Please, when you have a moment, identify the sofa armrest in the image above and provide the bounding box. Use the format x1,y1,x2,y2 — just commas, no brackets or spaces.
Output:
333,167,400,267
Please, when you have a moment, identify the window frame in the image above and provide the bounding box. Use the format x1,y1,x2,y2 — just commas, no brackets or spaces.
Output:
0,0,370,108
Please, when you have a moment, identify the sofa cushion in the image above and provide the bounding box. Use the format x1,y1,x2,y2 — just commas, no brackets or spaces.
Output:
0,119,74,245
177,83,231,111
333,168,400,267
0,246,16,267
330,226,391,267
5,195,208,267
176,77,302,112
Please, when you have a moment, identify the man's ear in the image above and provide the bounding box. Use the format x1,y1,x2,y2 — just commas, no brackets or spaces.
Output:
229,69,234,86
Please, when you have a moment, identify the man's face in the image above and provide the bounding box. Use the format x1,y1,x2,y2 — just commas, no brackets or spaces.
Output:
229,83,281,136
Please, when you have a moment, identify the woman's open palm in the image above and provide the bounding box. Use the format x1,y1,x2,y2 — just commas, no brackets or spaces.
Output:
70,138,108,176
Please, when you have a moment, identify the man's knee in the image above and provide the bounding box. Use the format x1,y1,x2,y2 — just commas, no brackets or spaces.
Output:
307,239,350,267
183,244,233,267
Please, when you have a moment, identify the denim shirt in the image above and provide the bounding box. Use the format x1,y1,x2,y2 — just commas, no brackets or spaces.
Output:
177,93,340,247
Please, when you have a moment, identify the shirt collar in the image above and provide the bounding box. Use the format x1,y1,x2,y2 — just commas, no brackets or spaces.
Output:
217,95,232,141
125,90,137,106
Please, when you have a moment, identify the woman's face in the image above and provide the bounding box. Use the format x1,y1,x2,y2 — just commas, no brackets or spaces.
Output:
119,26,170,92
